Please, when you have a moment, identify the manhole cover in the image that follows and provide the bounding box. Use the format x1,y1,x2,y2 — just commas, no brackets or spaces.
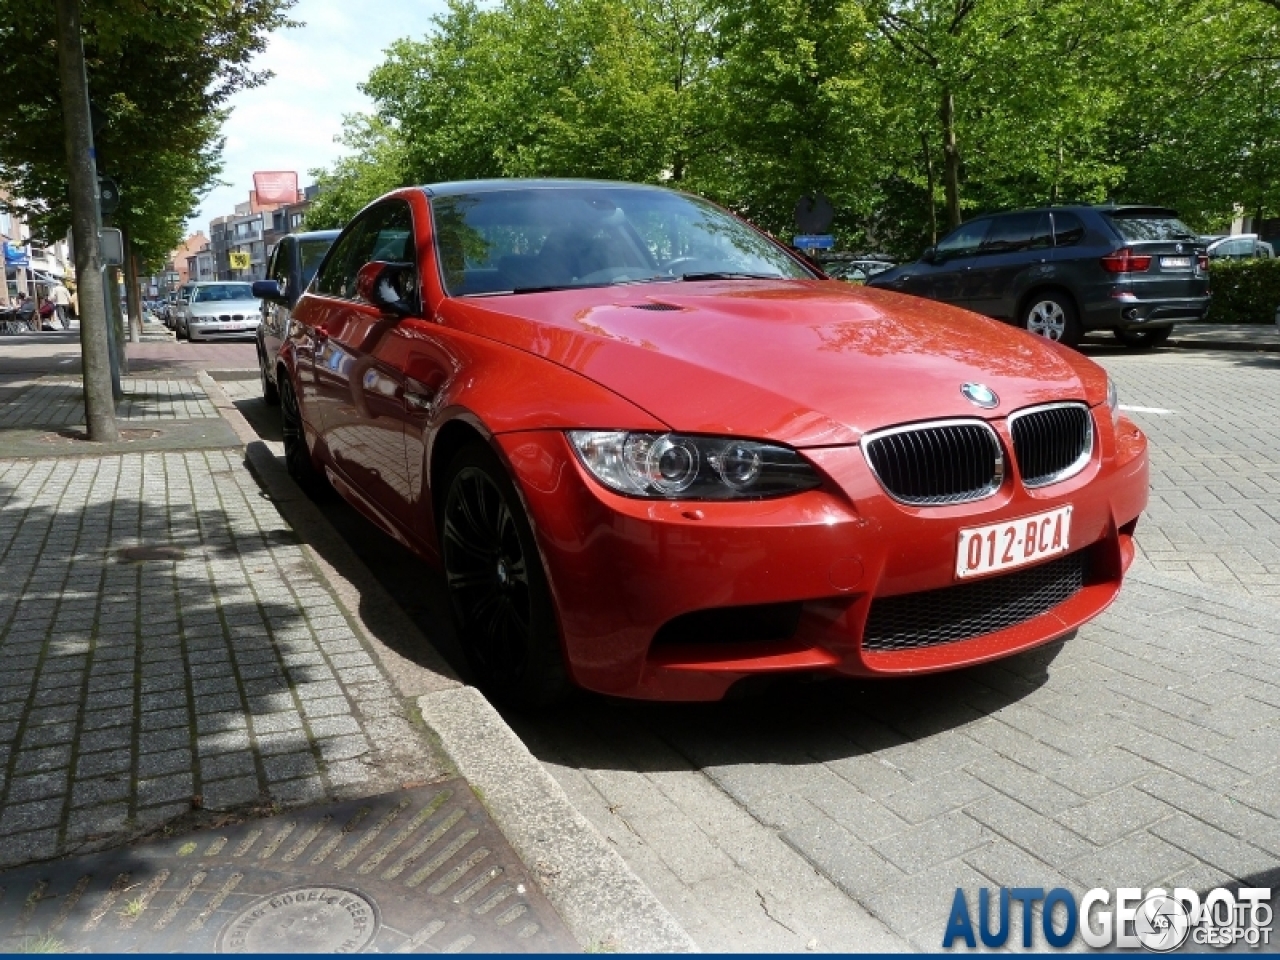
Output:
217,886,379,953
0,782,576,953
117,545,187,562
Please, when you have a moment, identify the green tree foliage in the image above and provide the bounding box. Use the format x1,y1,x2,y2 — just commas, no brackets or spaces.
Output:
308,0,1280,258
0,0,293,269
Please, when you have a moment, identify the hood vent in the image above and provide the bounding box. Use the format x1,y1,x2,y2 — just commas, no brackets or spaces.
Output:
630,302,682,311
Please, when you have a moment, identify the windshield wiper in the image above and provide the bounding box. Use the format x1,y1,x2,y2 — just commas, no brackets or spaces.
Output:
676,272,783,281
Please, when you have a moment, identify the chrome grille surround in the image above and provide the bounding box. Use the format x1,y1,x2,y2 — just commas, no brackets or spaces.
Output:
1008,402,1094,488
861,419,1004,506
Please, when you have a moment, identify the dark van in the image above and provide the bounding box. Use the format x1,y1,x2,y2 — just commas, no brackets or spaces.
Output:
868,205,1210,348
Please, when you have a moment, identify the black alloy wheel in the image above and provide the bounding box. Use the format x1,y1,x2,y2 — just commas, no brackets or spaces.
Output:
259,344,280,406
440,443,569,708
278,373,328,496
1113,326,1173,349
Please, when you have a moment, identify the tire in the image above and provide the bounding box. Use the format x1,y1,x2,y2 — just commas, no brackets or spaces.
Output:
259,345,280,406
278,372,330,497
1113,326,1172,349
1021,292,1081,348
176,317,187,341
440,442,570,709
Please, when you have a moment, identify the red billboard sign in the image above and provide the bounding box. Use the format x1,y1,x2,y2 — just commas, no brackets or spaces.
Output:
252,171,299,206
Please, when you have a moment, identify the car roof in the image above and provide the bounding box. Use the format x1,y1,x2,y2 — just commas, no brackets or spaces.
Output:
420,178,669,197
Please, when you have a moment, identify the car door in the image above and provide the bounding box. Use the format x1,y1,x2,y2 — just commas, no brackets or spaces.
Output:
968,212,1054,319
176,284,195,334
261,238,292,363
927,219,991,308
309,201,418,533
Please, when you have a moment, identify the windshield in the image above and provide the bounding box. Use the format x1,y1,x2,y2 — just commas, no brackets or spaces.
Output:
299,239,333,290
430,186,814,297
192,283,254,303
1105,214,1197,242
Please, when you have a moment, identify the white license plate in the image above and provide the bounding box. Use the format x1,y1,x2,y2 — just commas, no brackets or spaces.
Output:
1161,256,1192,268
955,506,1072,579
224,324,244,331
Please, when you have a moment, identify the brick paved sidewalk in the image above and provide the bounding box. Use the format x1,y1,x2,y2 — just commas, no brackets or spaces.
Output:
1098,351,1280,602
0,377,218,430
0,449,446,869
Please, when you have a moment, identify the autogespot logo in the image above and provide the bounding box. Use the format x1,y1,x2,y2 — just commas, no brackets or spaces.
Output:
942,886,1274,951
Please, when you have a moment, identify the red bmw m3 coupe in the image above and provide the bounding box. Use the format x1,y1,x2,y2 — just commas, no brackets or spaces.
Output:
271,180,1148,705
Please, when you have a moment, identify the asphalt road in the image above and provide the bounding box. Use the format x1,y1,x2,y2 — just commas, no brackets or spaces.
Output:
220,346,1280,952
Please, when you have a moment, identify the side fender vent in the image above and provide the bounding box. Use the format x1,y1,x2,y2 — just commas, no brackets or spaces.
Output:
630,302,682,311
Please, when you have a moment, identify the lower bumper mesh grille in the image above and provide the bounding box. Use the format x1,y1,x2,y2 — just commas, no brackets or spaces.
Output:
862,550,1088,652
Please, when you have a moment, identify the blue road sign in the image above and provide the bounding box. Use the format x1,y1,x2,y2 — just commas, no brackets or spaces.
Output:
793,235,835,249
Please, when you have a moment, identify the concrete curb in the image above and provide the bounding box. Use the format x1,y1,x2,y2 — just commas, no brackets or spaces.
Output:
1167,337,1280,354
418,687,699,953
197,371,697,953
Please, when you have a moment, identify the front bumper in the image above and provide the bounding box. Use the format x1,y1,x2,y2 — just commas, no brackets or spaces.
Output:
497,410,1148,701
189,317,261,340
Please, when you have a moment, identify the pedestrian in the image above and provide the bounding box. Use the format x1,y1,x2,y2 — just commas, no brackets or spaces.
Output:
15,293,35,328
38,296,57,330
49,281,72,329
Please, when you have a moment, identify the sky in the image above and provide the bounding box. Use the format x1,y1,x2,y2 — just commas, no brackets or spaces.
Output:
191,0,447,232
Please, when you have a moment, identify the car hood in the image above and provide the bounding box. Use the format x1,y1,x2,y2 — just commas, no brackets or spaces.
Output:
190,300,260,315
450,279,1107,447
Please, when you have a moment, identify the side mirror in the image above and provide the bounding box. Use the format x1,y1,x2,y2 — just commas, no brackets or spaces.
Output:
356,261,417,317
921,246,938,264
252,279,284,302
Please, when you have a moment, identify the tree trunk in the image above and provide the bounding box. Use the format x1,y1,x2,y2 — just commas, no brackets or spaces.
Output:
1050,140,1063,205
122,226,141,343
54,0,118,440
921,130,937,245
941,88,961,228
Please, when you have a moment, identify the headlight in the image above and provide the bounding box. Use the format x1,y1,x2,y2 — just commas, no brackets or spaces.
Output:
567,431,821,500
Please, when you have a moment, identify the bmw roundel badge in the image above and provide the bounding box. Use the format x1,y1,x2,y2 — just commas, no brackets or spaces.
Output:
961,382,999,408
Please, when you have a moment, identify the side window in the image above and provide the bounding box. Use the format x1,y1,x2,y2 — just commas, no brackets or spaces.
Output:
268,240,290,295
314,221,370,299
979,212,1051,255
314,201,416,301
1052,212,1086,247
935,219,991,260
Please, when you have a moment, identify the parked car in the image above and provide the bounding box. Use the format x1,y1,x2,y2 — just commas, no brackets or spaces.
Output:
175,281,261,342
1205,234,1274,260
868,205,1211,349
275,179,1148,706
822,257,897,284
251,229,340,405
169,284,194,332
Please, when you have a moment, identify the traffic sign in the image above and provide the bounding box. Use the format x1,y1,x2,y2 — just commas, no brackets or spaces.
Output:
98,177,120,217
793,235,835,249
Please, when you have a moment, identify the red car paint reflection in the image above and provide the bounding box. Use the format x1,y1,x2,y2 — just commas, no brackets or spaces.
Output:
275,180,1147,703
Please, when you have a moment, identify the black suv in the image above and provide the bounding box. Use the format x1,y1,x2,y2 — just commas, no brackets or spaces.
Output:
867,205,1210,348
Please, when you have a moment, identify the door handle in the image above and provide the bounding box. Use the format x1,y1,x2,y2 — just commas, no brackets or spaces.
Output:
404,389,436,413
